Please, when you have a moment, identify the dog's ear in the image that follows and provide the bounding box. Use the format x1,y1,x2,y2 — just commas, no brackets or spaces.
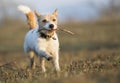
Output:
53,9,58,17
35,10,41,17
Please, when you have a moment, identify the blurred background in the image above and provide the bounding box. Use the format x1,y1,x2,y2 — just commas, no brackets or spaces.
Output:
0,0,120,82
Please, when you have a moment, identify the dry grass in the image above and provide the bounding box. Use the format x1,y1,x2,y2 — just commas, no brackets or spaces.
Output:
0,19,120,83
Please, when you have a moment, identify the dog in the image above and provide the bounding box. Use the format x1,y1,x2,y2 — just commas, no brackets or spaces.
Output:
18,5,60,73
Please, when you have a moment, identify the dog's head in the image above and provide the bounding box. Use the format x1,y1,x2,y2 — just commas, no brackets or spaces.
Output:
35,9,58,33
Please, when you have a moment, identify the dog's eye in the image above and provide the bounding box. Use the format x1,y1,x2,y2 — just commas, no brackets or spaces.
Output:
42,19,47,23
53,19,56,22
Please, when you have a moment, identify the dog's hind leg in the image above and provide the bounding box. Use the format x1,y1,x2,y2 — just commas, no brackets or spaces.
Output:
28,51,36,69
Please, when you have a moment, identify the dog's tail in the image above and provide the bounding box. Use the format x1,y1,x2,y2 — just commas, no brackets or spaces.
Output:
18,5,37,29
18,5,31,14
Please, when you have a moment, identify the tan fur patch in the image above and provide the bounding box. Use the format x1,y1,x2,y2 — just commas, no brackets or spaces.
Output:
26,10,58,38
37,13,57,38
26,11,37,29
38,14,57,28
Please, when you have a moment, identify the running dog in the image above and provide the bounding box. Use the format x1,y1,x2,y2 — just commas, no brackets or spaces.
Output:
18,5,60,73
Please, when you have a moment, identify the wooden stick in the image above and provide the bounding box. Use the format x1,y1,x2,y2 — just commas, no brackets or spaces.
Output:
58,28,74,35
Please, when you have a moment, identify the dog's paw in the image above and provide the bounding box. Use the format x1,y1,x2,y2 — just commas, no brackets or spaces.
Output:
47,56,53,61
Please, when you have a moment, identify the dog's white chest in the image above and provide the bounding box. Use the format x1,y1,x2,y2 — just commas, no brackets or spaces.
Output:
37,35,59,55
24,28,59,56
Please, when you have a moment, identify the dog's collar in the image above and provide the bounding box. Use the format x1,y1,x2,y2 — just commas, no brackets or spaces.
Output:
40,32,51,39
39,32,56,40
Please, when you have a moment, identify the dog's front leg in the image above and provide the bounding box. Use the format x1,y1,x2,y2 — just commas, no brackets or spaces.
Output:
52,52,60,72
39,57,46,72
36,49,53,61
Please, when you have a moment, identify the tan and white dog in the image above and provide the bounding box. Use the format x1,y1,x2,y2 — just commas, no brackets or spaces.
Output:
18,5,60,72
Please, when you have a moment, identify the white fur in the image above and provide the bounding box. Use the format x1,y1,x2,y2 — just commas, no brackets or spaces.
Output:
18,5,31,14
24,27,60,72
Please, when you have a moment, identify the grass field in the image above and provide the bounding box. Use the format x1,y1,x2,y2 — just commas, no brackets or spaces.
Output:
0,19,120,83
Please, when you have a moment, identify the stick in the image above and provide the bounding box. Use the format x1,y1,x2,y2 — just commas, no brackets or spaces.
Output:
38,27,74,35
59,28,74,35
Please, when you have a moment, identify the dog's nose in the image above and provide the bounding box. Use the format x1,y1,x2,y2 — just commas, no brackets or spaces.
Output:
49,24,54,29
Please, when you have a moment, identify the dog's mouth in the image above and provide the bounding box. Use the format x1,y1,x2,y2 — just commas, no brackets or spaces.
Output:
48,29,57,32
37,28,57,39
38,28,57,33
